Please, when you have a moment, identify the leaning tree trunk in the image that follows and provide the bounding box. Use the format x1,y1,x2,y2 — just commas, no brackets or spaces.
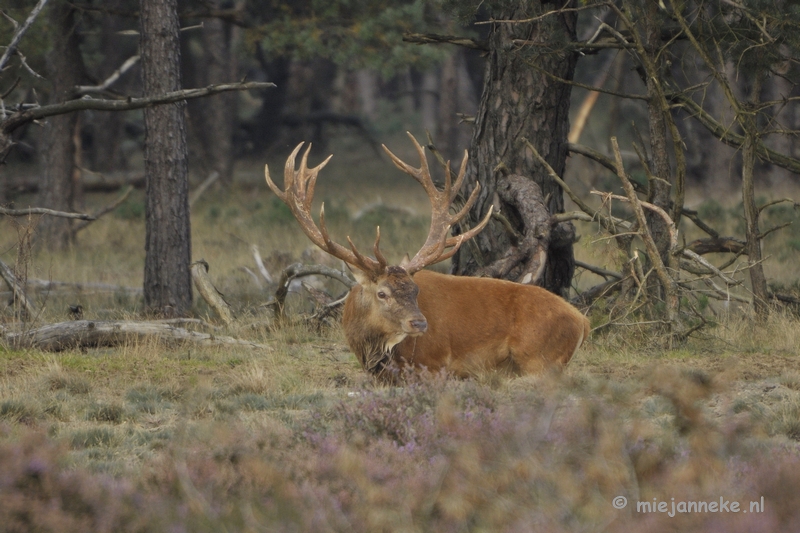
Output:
140,0,192,316
452,1,578,297
38,1,86,249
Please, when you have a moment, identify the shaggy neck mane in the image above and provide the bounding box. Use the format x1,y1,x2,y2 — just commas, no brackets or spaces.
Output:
344,284,407,377
350,332,398,376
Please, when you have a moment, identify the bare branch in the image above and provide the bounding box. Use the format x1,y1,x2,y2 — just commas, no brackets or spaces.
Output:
2,81,276,135
251,245,273,284
73,186,134,234
0,0,50,73
682,249,738,285
273,262,355,321
575,260,624,280
684,237,745,255
670,91,800,175
0,205,95,220
0,258,36,318
189,171,220,207
402,32,488,51
74,55,140,95
609,137,680,338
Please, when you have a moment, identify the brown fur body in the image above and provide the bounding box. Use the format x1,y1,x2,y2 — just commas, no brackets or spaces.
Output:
343,269,590,379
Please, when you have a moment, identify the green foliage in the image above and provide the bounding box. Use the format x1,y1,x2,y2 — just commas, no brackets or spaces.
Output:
113,199,145,221
252,0,447,76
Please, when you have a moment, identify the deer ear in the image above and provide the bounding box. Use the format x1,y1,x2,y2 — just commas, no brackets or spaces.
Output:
349,266,371,286
399,253,411,269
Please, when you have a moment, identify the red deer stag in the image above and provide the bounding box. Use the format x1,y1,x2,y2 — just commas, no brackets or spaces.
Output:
265,133,590,380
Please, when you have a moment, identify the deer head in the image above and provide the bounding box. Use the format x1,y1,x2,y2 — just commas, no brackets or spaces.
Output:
265,133,492,363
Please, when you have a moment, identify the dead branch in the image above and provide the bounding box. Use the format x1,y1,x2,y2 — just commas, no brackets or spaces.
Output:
589,190,678,252
189,171,220,207
0,205,95,220
669,87,800,175
758,197,799,215
240,267,262,289
681,249,739,285
190,260,233,325
575,260,624,280
73,186,134,234
571,278,625,308
521,138,619,235
610,137,681,339
0,258,36,318
0,0,50,73
402,32,488,51
2,81,276,135
251,245,273,284
1,320,269,351
771,292,800,306
74,55,140,95
273,263,355,320
684,237,745,255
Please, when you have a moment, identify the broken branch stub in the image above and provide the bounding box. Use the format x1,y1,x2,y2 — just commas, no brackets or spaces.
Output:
190,260,234,325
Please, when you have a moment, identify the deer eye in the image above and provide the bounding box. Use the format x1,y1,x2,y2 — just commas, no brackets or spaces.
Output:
377,291,387,299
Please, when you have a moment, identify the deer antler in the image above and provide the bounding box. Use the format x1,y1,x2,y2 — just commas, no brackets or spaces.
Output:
382,132,492,274
265,143,388,278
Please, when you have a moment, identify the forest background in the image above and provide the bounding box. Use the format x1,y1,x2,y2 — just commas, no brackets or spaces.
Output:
1,1,800,531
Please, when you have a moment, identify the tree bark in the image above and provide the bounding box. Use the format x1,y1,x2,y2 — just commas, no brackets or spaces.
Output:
437,49,479,163
140,0,192,316
742,73,769,318
452,1,578,297
642,0,673,267
37,1,86,249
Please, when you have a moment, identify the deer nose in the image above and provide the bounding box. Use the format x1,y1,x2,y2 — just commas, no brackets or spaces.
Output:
409,319,428,333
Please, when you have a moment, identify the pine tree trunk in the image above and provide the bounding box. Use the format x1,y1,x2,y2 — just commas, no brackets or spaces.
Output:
140,0,192,316
452,1,578,297
38,1,85,249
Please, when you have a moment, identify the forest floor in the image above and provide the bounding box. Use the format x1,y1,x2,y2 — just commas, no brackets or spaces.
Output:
1,138,800,531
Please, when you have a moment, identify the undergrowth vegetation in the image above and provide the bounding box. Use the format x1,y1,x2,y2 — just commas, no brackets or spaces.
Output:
1,324,800,532
1,135,799,531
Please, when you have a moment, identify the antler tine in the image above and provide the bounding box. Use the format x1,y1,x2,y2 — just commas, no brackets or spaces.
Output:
319,203,384,277
381,132,440,197
450,150,469,204
372,226,389,269
283,142,306,197
444,206,493,250
448,182,482,227
264,143,306,203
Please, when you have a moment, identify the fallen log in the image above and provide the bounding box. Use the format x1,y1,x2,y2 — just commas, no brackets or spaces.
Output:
2,320,270,351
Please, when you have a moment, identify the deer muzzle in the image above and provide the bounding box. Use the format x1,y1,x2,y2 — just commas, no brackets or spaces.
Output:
406,318,428,335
